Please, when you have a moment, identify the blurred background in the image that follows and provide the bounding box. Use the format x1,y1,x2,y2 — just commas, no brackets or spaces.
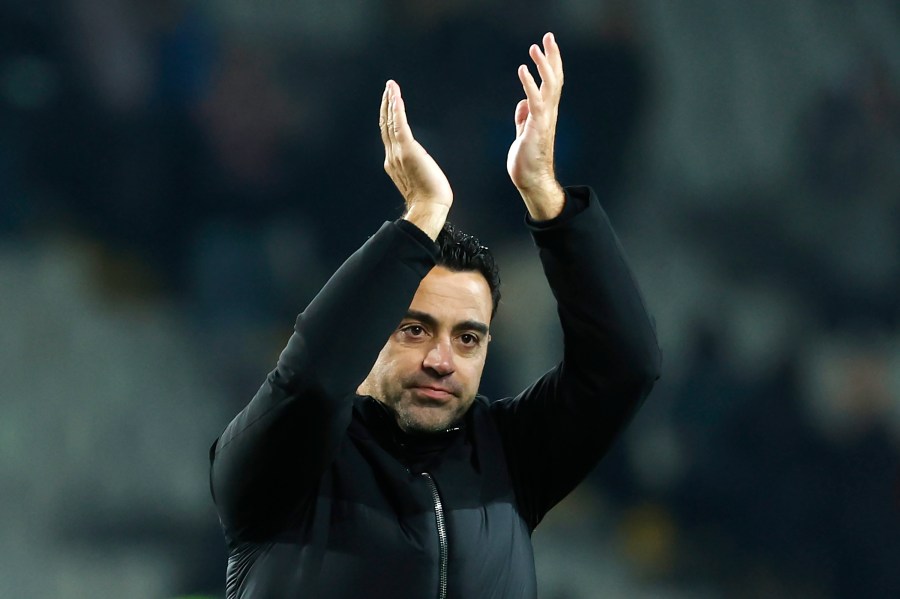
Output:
1,0,898,597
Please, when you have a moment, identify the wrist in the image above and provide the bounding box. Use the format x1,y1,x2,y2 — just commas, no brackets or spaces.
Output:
518,180,565,221
402,202,450,241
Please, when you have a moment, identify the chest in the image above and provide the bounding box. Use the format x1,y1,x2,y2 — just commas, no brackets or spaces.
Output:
317,431,537,599
231,412,538,599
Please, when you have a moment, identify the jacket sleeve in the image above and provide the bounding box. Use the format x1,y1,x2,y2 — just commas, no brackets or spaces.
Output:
210,220,438,541
490,186,662,529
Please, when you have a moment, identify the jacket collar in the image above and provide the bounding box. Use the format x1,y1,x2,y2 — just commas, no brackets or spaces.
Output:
356,395,466,457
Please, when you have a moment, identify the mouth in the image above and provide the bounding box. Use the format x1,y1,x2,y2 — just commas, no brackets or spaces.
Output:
409,385,456,402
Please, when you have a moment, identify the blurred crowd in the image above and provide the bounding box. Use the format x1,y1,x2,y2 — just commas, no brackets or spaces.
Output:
1,0,898,597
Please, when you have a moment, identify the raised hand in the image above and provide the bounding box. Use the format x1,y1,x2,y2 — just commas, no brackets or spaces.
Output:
380,80,453,240
507,32,566,221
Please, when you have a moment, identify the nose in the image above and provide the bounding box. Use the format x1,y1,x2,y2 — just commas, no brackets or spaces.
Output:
422,338,455,376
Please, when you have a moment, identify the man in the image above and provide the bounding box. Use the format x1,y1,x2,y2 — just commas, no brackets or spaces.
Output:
210,32,661,598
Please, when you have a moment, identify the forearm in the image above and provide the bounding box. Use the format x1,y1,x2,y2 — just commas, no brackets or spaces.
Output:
531,186,661,413
211,219,438,537
494,186,660,527
283,219,438,394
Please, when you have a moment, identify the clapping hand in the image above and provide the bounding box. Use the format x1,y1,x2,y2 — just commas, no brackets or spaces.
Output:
507,32,566,221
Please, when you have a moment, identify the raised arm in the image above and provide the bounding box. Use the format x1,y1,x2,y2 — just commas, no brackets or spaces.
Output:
494,34,662,528
210,81,452,540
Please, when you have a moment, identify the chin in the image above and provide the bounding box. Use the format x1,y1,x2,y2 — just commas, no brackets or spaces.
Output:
398,407,457,434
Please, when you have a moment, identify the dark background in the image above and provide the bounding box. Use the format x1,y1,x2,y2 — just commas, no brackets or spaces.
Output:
1,0,898,597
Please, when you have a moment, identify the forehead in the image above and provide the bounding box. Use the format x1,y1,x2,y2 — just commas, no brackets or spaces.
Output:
409,266,492,325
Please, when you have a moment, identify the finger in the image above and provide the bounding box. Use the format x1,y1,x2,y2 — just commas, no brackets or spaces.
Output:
528,43,556,93
517,64,542,113
543,32,563,77
390,84,413,145
384,82,400,173
514,99,529,138
380,82,391,156
385,80,398,145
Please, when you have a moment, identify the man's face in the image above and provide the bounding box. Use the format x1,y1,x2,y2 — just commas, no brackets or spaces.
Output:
358,266,492,433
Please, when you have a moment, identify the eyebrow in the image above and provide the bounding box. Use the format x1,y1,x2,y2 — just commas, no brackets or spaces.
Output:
404,310,489,337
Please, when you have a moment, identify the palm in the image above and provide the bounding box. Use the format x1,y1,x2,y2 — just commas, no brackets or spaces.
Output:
398,140,452,209
507,114,552,190
380,81,453,210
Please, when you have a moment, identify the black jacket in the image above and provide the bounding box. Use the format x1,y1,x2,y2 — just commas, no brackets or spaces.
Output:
210,187,661,598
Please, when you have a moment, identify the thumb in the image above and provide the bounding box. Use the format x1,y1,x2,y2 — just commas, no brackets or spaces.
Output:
514,99,529,137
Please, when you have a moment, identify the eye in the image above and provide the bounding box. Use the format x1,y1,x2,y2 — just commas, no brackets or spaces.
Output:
458,333,479,347
400,324,427,338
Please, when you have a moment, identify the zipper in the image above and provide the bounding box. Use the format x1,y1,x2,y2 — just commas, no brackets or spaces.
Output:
421,472,448,599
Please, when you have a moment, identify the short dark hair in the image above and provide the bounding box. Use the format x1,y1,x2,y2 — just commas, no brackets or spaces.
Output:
435,222,501,317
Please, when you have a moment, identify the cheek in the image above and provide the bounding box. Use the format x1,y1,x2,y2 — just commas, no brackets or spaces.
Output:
372,347,418,384
461,356,488,389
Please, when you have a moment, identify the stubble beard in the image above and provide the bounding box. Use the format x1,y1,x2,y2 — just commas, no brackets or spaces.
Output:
389,388,472,434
